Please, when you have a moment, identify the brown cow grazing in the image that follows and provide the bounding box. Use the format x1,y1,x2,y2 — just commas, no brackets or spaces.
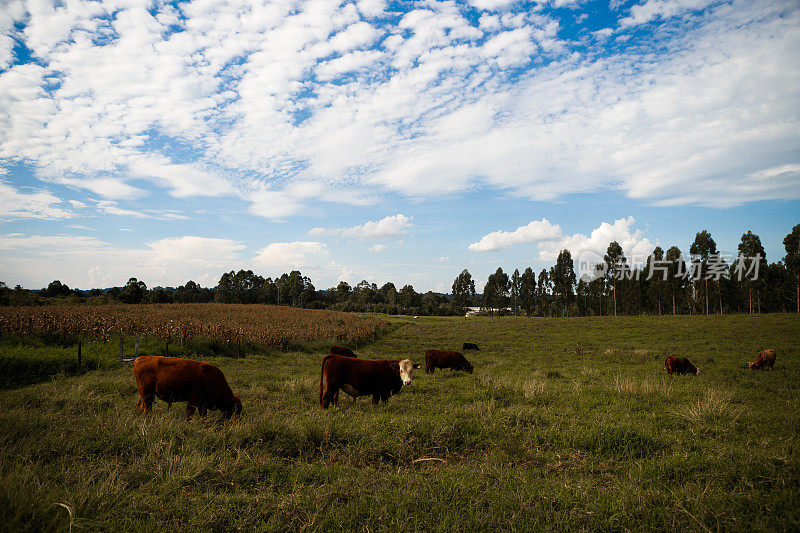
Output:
134,356,242,420
425,349,474,374
329,345,358,358
664,356,699,375
319,354,421,409
462,342,480,351
749,349,777,370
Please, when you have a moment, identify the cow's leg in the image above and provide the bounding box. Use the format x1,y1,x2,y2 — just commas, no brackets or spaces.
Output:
186,392,201,420
137,393,155,414
321,383,338,409
372,393,381,405
199,404,208,418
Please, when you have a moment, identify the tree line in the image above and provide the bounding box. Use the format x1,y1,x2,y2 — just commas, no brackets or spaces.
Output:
468,224,800,317
2,224,798,316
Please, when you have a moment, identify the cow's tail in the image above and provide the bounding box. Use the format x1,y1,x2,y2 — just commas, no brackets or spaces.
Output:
320,354,333,407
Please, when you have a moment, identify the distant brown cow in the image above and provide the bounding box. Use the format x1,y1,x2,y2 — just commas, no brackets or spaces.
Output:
134,356,242,420
664,356,699,375
319,354,421,409
329,345,358,358
425,349,474,374
749,349,776,370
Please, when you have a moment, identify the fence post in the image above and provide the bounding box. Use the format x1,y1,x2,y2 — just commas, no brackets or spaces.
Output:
135,334,139,358
77,341,82,371
165,340,169,356
119,334,124,364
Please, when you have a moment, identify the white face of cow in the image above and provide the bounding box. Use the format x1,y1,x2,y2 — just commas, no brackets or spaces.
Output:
398,359,422,386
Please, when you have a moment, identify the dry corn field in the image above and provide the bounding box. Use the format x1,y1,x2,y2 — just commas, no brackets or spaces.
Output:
0,304,387,349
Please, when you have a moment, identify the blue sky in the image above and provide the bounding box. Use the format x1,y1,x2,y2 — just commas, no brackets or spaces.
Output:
1,0,798,292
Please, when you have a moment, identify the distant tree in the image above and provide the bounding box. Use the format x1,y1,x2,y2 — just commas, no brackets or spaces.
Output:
9,285,37,306
398,284,420,311
645,247,667,315
106,286,122,301
537,269,551,316
576,279,589,316
120,278,147,304
335,281,352,304
737,231,767,313
510,269,521,316
174,280,214,303
0,281,10,306
148,287,173,303
519,267,536,316
215,270,265,304
690,230,718,315
379,282,398,307
666,246,687,315
784,224,800,313
42,280,72,298
452,269,476,316
483,268,510,317
352,280,378,309
421,291,442,315
552,250,576,316
276,271,307,306
604,242,625,316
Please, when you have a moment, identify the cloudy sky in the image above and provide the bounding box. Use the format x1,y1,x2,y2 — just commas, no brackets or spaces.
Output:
1,0,798,292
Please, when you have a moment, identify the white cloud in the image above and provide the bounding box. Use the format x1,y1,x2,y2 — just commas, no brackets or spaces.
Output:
536,217,656,276
309,214,412,239
252,241,333,275
357,0,387,19
620,0,716,28
95,200,148,218
0,181,73,220
93,200,190,220
0,0,797,212
469,218,562,252
0,233,109,253
439,256,449,262
367,243,387,253
469,0,519,11
57,178,145,200
0,233,246,288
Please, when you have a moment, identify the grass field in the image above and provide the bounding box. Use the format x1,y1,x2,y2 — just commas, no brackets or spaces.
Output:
1,314,798,531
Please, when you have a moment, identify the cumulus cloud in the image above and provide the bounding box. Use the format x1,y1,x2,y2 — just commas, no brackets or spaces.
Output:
309,214,412,240
0,234,246,288
367,244,387,253
469,218,562,252
252,241,333,274
620,0,716,27
0,0,797,215
536,217,656,278
0,181,73,220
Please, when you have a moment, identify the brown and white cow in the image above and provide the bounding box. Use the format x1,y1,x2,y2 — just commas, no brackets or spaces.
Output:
425,349,474,374
664,356,699,375
749,349,776,370
329,345,358,358
134,355,242,420
319,354,421,409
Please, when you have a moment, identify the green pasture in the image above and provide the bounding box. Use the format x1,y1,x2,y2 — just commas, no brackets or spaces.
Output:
1,314,798,531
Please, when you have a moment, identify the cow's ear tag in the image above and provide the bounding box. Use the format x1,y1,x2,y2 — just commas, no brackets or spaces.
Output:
413,363,422,369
